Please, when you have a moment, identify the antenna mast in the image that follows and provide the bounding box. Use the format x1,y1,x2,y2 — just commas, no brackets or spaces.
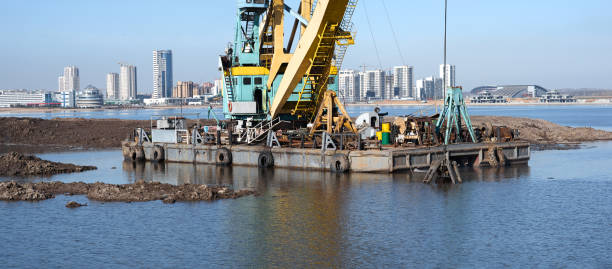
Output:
443,0,448,101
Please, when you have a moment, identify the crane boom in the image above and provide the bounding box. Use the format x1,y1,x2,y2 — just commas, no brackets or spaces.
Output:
269,0,350,118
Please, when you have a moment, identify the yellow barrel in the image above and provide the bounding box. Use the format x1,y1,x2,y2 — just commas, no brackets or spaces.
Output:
382,123,391,133
376,131,383,141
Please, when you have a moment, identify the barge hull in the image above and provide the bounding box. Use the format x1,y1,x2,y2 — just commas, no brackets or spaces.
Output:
123,141,530,173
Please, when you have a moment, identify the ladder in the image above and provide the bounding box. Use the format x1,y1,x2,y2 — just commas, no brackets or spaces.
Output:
246,117,286,144
333,0,358,71
291,22,339,120
224,69,234,101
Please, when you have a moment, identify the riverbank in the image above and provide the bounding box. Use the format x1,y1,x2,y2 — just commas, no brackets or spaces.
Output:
0,117,216,152
0,180,256,203
1,116,611,153
0,104,223,114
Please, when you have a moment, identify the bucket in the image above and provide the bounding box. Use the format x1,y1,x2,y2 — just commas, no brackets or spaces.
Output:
382,123,391,133
382,132,391,145
376,131,383,141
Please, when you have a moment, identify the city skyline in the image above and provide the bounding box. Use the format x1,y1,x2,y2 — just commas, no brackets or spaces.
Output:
0,1,611,91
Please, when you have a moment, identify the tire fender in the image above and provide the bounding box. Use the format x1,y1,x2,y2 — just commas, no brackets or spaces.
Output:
258,151,274,168
152,145,165,162
216,147,232,165
129,146,145,162
330,154,350,173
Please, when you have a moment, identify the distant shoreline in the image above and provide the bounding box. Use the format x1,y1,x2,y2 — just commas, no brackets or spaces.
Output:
346,101,612,107
0,100,610,113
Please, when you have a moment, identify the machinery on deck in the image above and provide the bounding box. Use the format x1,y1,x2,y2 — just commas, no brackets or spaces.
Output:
219,0,358,139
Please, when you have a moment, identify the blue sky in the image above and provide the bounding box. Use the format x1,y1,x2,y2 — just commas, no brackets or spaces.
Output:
1,0,611,92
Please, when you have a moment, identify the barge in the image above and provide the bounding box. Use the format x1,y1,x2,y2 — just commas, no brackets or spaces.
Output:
122,140,529,173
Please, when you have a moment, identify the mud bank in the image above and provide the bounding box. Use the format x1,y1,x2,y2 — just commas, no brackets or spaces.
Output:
0,180,256,203
0,152,96,177
0,117,216,152
471,116,612,145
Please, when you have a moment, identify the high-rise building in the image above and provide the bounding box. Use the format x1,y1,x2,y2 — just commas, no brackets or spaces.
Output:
439,64,456,89
201,82,214,95
393,66,414,98
173,81,197,98
106,73,119,99
339,70,360,102
416,76,444,100
212,79,223,96
358,72,366,101
364,70,385,99
119,64,137,100
58,76,65,91
153,50,173,99
384,72,394,100
62,66,80,92
56,66,79,107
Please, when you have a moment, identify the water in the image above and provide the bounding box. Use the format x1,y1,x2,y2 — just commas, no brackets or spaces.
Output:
1,143,612,267
2,104,612,130
2,105,612,267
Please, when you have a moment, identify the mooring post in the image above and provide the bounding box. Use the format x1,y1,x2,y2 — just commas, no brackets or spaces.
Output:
228,122,233,145
300,134,305,148
452,161,463,183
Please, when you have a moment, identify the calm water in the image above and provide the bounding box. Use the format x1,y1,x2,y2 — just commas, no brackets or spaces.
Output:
1,105,612,267
2,104,612,130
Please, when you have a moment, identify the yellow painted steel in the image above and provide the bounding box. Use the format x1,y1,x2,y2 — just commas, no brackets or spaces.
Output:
330,66,338,75
224,67,270,76
269,0,350,118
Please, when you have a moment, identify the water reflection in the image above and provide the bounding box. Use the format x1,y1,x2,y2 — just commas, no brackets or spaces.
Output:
122,160,531,190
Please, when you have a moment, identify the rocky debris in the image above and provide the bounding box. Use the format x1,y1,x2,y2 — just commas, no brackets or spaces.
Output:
65,201,87,208
471,116,612,145
0,180,256,203
0,152,97,177
0,181,53,201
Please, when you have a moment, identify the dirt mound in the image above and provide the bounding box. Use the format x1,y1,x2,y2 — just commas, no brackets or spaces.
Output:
0,180,256,203
0,117,216,151
0,152,97,177
471,116,612,144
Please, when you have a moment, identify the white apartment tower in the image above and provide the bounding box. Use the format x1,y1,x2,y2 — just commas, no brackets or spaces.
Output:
439,64,456,89
364,70,385,100
152,50,173,99
58,76,65,91
119,64,137,100
106,73,120,99
416,76,444,100
339,70,360,102
58,66,79,92
393,66,414,98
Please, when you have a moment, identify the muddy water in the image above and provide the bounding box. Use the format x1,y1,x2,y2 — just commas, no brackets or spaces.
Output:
1,142,612,267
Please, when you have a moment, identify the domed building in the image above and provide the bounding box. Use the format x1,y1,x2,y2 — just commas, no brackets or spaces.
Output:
77,85,104,108
471,85,549,98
